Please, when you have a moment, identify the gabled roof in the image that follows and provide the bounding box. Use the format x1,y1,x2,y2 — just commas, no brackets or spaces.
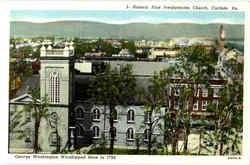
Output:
10,93,40,104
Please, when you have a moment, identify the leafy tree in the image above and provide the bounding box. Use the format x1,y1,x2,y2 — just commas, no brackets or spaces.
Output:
140,70,170,154
89,64,137,154
9,105,23,134
97,39,120,56
9,54,33,99
74,43,94,57
201,58,243,155
32,45,42,59
122,41,136,55
10,48,17,57
168,45,218,154
18,46,33,57
25,88,49,153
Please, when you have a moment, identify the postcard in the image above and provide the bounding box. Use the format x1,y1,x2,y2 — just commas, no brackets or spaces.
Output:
0,0,249,165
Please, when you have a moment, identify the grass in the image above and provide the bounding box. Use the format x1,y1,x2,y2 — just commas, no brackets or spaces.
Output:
88,147,149,155
87,147,199,155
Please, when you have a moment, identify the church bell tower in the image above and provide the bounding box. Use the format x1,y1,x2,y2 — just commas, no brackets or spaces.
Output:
39,41,74,152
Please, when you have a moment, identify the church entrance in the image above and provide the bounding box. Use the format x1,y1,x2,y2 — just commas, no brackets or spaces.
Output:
72,104,93,149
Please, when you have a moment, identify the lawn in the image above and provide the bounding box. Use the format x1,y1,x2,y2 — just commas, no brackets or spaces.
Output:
88,147,148,155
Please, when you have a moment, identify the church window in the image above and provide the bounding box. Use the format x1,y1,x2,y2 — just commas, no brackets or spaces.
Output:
127,128,134,140
93,126,100,138
49,72,60,104
76,126,84,137
127,109,135,122
93,108,100,121
76,108,84,118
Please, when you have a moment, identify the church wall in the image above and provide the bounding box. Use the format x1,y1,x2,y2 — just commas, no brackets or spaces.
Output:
91,105,165,147
39,106,69,153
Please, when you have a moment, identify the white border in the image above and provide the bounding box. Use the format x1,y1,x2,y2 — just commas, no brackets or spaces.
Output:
1,1,249,165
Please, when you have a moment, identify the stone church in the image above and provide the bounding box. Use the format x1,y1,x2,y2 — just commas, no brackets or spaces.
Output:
9,43,167,153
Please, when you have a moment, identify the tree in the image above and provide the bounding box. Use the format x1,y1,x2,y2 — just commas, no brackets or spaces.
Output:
9,105,24,134
97,38,120,56
32,45,42,59
201,58,243,155
89,64,137,154
9,54,33,99
18,46,33,57
25,88,49,153
167,45,218,154
140,69,171,154
122,41,136,55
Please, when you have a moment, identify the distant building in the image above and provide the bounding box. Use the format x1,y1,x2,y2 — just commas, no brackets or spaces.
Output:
113,48,134,57
149,48,178,60
85,52,106,57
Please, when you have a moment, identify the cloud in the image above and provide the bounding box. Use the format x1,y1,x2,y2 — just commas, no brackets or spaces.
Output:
209,18,243,24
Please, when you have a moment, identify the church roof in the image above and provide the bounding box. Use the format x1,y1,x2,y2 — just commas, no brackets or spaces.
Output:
10,93,41,104
109,61,173,76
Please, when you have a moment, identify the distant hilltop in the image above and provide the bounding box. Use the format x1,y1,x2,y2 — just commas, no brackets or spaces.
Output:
10,21,244,40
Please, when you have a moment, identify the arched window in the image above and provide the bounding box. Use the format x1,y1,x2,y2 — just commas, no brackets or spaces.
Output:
93,108,100,121
76,126,84,137
49,72,60,104
76,108,84,118
127,109,135,122
127,128,134,140
144,129,150,141
93,126,99,138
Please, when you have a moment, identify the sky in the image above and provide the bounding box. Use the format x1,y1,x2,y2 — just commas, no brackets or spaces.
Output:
10,10,245,25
